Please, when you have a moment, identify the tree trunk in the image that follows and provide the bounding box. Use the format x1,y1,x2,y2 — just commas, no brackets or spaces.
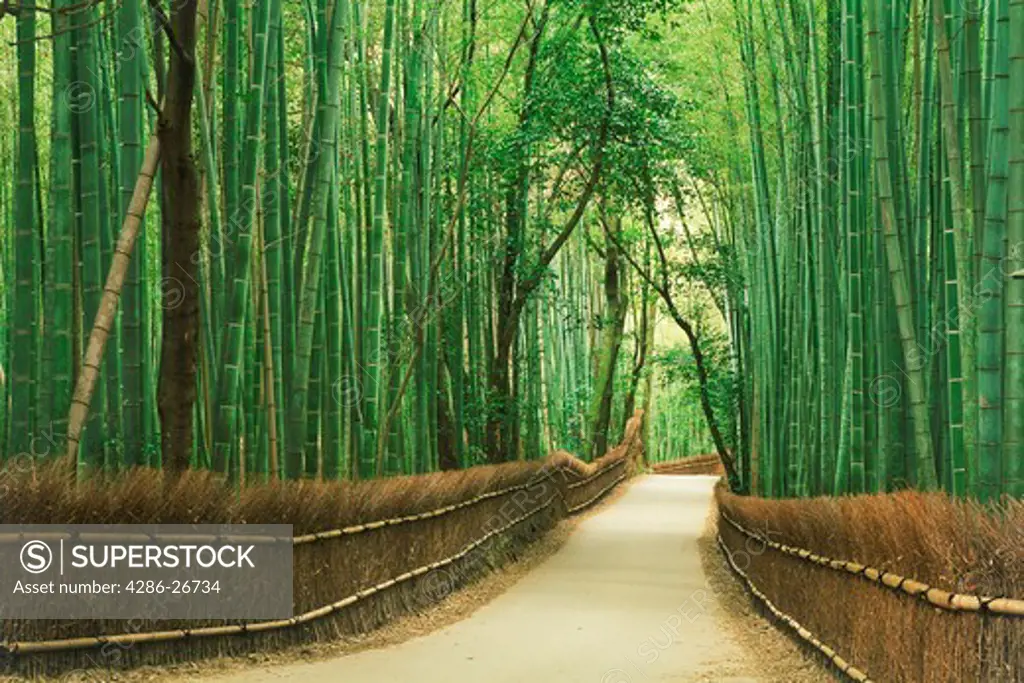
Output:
486,322,517,463
588,221,628,459
638,299,656,469
157,0,200,474
485,9,548,464
622,248,654,433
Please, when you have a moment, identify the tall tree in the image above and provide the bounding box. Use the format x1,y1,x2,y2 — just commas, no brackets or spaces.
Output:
587,215,628,459
157,0,202,473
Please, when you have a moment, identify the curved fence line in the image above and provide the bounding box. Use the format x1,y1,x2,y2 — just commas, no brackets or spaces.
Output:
1,448,633,657
566,456,629,491
293,470,558,545
653,454,719,466
717,534,874,683
720,510,1024,617
8,498,556,655
566,468,627,514
652,456,722,473
295,447,632,545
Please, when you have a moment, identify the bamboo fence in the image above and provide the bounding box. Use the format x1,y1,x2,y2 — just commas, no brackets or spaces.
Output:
720,509,1024,616
0,435,636,662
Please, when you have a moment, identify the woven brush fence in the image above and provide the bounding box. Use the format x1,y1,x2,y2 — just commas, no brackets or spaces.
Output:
0,414,644,676
653,454,723,476
715,482,1024,682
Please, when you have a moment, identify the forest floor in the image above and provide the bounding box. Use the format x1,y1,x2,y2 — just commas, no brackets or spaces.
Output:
168,475,825,683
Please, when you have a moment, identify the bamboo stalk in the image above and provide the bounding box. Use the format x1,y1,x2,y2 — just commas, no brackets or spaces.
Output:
66,136,161,463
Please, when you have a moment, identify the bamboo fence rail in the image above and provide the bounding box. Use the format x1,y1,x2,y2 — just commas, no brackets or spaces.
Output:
292,470,563,545
652,455,723,475
720,510,1024,617
717,534,874,683
566,464,627,513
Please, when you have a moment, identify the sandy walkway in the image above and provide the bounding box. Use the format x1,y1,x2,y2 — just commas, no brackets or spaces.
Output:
197,476,816,683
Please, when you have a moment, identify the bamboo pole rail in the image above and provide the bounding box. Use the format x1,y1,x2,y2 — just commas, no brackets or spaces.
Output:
717,534,874,683
720,510,1024,617
566,458,626,491
566,467,627,513
652,455,722,474
293,469,561,545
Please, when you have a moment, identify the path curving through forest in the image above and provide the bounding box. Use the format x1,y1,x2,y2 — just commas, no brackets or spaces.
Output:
196,476,818,683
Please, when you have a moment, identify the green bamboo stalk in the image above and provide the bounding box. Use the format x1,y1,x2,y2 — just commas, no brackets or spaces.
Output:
118,0,146,466
306,272,325,478
975,0,1010,500
212,0,274,476
48,0,75,455
10,8,37,458
933,0,980,489
965,0,987,268
96,26,124,466
263,1,286,478
1004,0,1024,497
382,0,416,474
362,0,399,477
222,0,241,313
324,161,343,480
74,1,110,468
416,5,438,472
285,0,344,478
867,0,937,489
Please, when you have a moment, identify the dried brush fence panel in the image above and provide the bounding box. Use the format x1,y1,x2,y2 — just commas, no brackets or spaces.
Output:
653,454,724,476
0,414,645,676
715,482,1024,683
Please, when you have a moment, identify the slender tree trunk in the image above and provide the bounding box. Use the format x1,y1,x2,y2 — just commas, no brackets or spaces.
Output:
157,0,201,474
588,218,628,460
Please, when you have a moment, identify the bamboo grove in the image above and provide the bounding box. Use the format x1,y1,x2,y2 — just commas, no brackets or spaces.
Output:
10,0,1014,501
675,0,1024,500
0,0,714,482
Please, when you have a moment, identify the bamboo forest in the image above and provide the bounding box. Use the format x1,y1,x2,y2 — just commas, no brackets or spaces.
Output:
1,0,1024,680
1,0,1023,499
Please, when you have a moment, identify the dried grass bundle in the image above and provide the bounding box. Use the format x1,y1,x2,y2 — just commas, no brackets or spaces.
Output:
653,454,723,476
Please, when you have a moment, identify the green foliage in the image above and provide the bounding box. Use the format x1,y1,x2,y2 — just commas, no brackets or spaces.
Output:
654,333,736,448
0,0,698,482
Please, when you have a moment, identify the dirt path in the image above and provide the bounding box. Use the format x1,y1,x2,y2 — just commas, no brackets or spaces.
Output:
196,475,820,683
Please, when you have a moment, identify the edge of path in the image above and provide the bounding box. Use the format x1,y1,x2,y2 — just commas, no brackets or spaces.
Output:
696,490,836,683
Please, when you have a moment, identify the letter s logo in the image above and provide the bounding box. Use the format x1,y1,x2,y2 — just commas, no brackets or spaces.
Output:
21,541,53,574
